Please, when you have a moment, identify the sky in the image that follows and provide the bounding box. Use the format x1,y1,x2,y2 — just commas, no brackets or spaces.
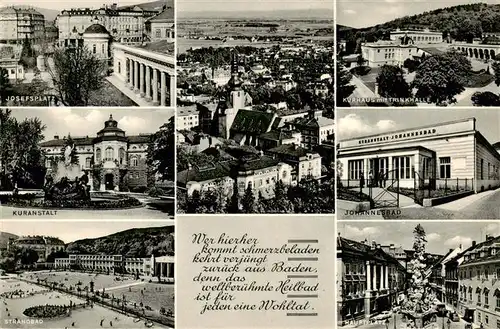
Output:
338,221,500,254
8,108,174,143
178,0,332,13
337,0,498,28
1,221,174,244
1,0,162,11
337,108,500,145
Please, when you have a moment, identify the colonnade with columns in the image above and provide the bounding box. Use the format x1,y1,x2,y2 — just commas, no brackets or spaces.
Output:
365,260,390,292
126,57,175,107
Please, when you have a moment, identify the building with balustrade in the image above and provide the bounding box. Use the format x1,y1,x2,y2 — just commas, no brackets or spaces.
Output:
337,237,407,325
338,117,500,193
457,234,500,328
0,7,45,44
40,114,152,191
390,29,443,44
111,42,175,107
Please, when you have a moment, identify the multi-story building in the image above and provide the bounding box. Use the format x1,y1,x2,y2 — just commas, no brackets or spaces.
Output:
266,144,322,183
177,106,200,130
337,237,406,325
40,114,152,191
428,248,464,304
55,254,174,280
146,7,174,43
444,242,478,312
55,4,162,46
457,234,500,328
380,244,407,269
9,235,65,263
177,154,294,197
0,7,45,44
286,113,335,150
361,41,419,68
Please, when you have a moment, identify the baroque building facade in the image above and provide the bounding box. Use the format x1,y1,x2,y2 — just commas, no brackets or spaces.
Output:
40,115,151,191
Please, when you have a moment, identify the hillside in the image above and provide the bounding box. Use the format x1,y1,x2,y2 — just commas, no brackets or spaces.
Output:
0,232,18,249
338,3,500,41
66,226,174,258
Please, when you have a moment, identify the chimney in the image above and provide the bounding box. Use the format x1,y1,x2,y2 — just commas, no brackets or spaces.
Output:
449,248,453,253
54,135,59,139
371,241,376,249
390,243,395,249
472,241,476,247
485,234,494,241
377,244,381,249
111,3,117,9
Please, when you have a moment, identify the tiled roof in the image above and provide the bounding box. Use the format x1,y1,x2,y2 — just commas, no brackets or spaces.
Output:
148,7,174,22
461,235,500,266
259,129,293,141
230,110,275,135
267,144,310,158
40,137,93,147
177,161,233,185
338,237,404,269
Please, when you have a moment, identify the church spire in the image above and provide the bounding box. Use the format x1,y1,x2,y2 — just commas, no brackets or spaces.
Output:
228,50,242,90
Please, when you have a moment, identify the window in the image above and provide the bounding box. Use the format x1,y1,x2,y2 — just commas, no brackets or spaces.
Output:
155,29,161,38
101,44,104,54
485,290,489,305
93,44,96,54
481,159,484,180
439,157,451,179
105,147,113,161
348,160,364,180
85,157,91,168
95,148,101,163
119,148,125,164
393,156,413,179
131,157,138,167
10,69,14,74
118,62,121,74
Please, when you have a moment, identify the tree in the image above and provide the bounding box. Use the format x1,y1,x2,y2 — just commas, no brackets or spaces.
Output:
241,185,257,213
0,109,46,189
227,181,240,213
412,50,471,105
46,250,69,263
471,91,500,106
492,61,500,86
0,68,13,105
336,61,356,106
50,46,105,106
147,117,175,182
356,54,365,67
376,65,411,98
19,248,39,265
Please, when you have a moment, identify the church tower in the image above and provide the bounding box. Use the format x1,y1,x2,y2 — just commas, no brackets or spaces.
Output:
216,50,242,139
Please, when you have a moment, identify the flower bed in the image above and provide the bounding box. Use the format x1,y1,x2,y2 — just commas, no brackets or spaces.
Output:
6,196,142,209
337,187,372,203
23,305,69,318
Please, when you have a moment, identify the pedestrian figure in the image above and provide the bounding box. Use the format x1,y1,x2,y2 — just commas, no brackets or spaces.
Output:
100,319,104,326
360,172,365,189
110,321,113,327
368,170,373,187
379,169,384,187
72,322,75,327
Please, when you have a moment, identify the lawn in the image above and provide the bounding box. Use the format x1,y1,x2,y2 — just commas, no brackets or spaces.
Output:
464,71,494,88
88,80,137,106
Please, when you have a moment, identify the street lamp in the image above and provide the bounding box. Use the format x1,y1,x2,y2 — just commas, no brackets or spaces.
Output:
447,319,451,329
385,318,390,329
